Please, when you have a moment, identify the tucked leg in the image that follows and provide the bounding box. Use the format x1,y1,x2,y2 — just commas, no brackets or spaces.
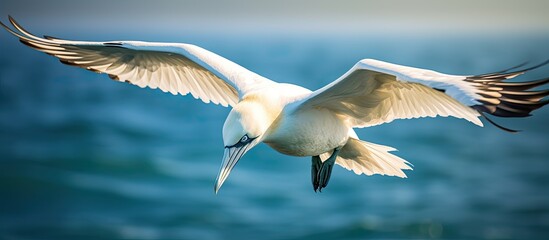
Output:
311,155,322,191
311,148,341,192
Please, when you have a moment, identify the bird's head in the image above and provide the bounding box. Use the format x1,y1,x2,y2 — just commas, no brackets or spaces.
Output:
215,99,277,193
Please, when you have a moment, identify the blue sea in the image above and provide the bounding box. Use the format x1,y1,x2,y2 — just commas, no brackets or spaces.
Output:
1,30,548,239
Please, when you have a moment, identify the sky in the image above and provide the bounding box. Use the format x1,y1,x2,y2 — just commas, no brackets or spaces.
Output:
0,0,548,36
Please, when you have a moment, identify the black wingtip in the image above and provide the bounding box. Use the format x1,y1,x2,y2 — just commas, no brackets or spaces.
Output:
0,16,15,31
0,16,28,40
476,110,520,133
519,59,549,73
500,61,530,73
469,61,549,126
476,61,530,77
469,60,549,81
495,78,549,92
8,15,17,27
0,19,9,30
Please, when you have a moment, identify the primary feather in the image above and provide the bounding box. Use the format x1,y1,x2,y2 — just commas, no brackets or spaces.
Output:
1,16,277,107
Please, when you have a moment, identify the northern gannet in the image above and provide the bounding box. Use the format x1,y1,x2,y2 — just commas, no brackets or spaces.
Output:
2,17,548,193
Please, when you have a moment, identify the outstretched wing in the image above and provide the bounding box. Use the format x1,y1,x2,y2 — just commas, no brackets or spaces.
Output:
296,59,548,131
1,16,274,107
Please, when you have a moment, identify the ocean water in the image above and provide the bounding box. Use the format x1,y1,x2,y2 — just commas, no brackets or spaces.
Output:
0,31,548,240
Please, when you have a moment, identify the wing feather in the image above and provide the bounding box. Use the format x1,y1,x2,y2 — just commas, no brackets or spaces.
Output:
296,59,484,128
1,17,275,107
297,59,548,131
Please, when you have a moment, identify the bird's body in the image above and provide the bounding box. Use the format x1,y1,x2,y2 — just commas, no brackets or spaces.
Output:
241,83,347,157
2,16,548,193
264,106,350,157
222,82,351,156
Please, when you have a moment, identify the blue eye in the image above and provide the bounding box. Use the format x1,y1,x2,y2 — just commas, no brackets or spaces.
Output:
226,135,255,149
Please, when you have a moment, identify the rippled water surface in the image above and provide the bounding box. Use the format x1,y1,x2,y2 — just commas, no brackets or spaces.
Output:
1,32,548,239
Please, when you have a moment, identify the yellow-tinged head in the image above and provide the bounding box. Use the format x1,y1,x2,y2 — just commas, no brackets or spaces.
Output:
215,98,280,194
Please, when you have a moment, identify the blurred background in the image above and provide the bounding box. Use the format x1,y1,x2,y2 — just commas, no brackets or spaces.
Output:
1,0,548,239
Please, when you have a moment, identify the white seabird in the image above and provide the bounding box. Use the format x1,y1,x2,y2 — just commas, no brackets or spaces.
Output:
2,17,548,193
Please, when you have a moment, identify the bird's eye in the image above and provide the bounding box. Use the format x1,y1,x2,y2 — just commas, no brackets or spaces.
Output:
240,135,249,143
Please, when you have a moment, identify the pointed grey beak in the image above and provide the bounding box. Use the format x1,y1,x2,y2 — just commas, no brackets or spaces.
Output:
214,142,256,194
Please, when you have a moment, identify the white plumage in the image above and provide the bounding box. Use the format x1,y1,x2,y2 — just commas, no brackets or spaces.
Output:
2,17,547,193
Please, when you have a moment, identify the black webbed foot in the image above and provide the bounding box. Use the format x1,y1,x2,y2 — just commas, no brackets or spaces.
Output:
311,148,340,192
311,155,322,191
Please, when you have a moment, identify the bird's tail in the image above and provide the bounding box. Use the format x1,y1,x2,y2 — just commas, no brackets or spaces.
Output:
321,138,412,178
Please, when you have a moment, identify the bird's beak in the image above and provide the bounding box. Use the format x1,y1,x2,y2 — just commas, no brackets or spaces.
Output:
214,141,257,194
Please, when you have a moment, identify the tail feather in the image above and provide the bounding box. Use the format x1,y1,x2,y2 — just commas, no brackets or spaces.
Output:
326,138,412,178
